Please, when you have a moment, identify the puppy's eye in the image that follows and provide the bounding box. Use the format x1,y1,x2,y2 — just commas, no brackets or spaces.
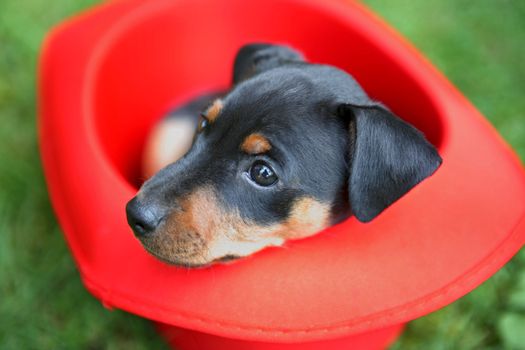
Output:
249,160,278,186
197,114,209,132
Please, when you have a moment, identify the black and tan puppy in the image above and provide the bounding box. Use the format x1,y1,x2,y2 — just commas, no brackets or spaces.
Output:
126,44,442,267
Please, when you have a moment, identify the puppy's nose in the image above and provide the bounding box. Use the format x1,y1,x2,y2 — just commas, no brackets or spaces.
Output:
126,197,165,237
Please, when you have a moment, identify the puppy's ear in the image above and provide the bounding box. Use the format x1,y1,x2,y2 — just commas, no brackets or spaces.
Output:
232,43,304,84
338,104,442,222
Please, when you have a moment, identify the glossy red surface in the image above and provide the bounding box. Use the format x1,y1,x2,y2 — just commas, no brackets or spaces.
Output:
38,0,525,348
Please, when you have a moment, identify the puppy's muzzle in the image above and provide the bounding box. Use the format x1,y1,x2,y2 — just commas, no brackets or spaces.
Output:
126,197,166,237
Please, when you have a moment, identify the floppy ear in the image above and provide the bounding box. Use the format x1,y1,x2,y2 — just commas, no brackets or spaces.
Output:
337,104,442,223
232,43,305,84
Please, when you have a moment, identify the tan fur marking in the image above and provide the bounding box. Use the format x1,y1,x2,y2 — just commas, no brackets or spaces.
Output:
241,133,272,155
281,197,331,239
206,99,223,122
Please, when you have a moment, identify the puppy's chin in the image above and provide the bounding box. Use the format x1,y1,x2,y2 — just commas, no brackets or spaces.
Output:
136,230,283,268
132,223,203,264
134,229,238,267
140,241,240,268
142,245,209,268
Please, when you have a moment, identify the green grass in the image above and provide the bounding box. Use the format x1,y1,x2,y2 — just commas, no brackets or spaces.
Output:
0,0,168,349
0,0,524,349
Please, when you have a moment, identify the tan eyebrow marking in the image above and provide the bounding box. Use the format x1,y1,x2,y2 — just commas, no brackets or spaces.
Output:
241,133,272,155
205,99,223,122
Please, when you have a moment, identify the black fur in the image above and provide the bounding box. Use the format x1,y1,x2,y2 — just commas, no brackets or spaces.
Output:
338,104,442,222
232,43,304,84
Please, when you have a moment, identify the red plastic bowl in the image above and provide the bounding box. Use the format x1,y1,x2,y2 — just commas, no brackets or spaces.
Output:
39,0,525,349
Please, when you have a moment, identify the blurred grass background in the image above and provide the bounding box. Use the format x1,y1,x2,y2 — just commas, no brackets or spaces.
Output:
0,0,524,348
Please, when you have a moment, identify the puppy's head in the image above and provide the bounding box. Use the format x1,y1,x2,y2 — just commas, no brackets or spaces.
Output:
126,44,441,267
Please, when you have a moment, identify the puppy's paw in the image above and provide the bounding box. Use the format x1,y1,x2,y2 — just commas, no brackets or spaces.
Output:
142,116,196,179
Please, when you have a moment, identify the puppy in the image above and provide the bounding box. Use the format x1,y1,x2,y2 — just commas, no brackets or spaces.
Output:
126,44,442,267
